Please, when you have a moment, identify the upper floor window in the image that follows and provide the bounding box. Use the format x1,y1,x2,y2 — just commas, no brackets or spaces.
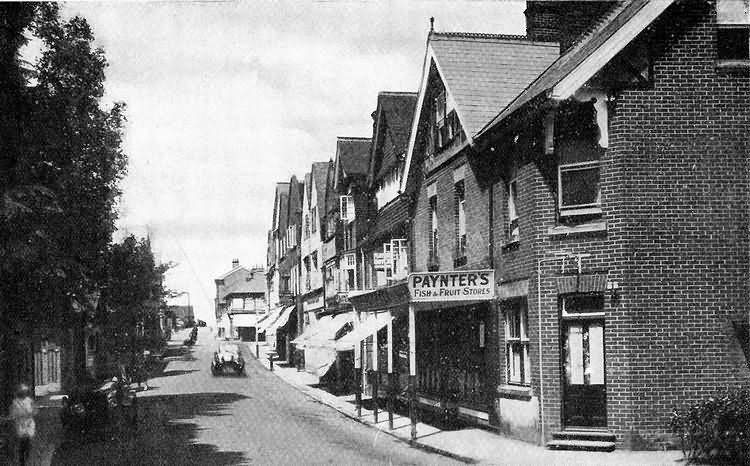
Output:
390,239,409,280
312,251,318,271
431,90,463,153
507,178,519,242
717,0,750,61
344,222,355,251
342,253,356,291
556,100,604,218
376,167,401,209
340,195,355,223
304,214,310,239
428,186,438,266
454,175,467,267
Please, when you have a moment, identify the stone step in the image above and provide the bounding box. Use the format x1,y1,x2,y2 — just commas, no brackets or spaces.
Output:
546,439,616,452
552,429,616,443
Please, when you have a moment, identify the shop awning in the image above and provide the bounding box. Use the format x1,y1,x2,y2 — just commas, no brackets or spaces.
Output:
335,313,391,351
307,313,353,348
230,313,257,328
264,305,295,335
256,306,285,333
291,315,332,348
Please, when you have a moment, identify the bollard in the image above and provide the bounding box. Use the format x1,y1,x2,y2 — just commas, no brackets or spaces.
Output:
269,355,274,372
256,344,259,359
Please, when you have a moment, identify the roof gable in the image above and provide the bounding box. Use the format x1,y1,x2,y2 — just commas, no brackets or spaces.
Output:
368,92,418,186
429,32,559,139
334,137,371,190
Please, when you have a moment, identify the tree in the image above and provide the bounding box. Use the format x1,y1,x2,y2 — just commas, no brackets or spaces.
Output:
97,235,170,374
0,4,128,404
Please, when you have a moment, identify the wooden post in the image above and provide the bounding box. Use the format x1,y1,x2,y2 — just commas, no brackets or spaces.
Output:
355,337,362,417
408,304,417,442
372,325,379,423
387,311,394,430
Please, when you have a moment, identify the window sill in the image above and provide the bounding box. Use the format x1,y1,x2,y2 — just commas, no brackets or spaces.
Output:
716,59,750,70
548,221,607,237
497,384,532,400
501,239,520,250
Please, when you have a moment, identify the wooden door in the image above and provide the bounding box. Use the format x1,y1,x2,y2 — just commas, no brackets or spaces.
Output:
562,319,606,427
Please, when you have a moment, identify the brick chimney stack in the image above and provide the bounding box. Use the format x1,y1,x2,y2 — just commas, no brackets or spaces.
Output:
232,258,239,269
525,1,617,53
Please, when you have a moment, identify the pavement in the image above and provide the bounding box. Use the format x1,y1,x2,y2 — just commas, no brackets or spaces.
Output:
250,340,686,466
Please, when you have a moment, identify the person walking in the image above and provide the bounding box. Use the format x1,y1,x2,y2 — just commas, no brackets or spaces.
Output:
8,384,36,466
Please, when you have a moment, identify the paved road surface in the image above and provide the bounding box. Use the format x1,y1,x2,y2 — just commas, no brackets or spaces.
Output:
50,329,462,466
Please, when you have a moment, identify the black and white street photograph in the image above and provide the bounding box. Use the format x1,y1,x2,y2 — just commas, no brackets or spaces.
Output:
1,0,749,464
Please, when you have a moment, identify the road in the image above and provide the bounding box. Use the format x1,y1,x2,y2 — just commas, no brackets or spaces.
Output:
50,328,462,466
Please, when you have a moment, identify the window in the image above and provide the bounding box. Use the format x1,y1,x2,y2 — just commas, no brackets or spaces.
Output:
391,239,409,279
558,161,601,216
505,300,530,385
340,195,355,223
454,180,467,267
312,251,318,271
508,179,519,242
434,90,447,148
383,241,393,278
304,214,310,239
311,207,317,233
304,257,311,291
344,222,355,250
231,298,244,309
429,194,438,264
343,253,356,291
717,0,750,61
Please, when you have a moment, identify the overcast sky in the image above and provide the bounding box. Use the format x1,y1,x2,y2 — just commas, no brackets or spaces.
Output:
61,0,526,322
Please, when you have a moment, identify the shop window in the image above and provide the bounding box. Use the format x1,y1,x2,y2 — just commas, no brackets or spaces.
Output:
454,180,467,267
507,178,519,242
717,0,750,61
505,300,530,385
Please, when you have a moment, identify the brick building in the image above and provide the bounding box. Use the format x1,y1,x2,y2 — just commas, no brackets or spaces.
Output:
397,0,750,450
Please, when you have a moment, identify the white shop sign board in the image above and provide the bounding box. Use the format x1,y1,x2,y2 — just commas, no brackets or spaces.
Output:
408,270,495,302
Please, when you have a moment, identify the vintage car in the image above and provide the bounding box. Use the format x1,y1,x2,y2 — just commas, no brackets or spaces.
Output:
211,343,245,375
60,376,137,436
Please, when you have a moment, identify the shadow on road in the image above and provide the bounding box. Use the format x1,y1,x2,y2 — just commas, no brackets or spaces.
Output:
50,392,249,466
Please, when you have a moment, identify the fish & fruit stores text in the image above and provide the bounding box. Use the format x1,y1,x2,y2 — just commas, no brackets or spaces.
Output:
408,270,495,302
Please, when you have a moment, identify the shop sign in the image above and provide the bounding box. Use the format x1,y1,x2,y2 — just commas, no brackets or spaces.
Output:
373,252,386,270
408,270,495,302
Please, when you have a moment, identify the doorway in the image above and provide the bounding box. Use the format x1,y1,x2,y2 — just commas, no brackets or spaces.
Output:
561,295,606,428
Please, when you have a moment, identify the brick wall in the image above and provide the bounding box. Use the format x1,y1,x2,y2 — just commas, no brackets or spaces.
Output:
492,0,750,448
525,1,616,52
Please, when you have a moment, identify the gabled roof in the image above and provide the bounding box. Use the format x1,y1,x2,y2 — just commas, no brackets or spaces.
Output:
303,172,312,210
311,161,331,223
401,31,558,192
334,137,371,190
477,0,674,138
429,32,560,139
215,266,266,297
287,175,303,227
273,182,290,232
368,92,418,184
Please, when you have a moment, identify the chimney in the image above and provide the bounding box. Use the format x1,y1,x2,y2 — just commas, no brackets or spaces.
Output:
232,259,239,269
525,1,617,53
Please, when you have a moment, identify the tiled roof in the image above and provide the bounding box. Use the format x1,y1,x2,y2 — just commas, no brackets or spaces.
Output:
276,183,290,232
337,137,371,177
325,160,338,214
430,32,559,138
477,0,652,137
372,92,417,182
303,172,312,210
215,266,266,297
311,161,331,224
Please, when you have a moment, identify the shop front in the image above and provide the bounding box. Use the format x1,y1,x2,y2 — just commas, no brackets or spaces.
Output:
348,270,497,435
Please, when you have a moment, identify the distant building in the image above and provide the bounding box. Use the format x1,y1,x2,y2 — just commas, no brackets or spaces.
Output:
167,305,194,328
214,260,266,340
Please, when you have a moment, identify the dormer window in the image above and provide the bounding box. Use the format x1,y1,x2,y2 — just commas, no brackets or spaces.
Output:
717,0,750,62
340,195,355,223
430,89,463,155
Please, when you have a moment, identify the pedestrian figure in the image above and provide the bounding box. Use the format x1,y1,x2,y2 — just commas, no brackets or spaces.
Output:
132,352,150,391
8,384,36,466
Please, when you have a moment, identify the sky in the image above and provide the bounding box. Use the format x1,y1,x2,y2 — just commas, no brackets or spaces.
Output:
60,0,526,323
